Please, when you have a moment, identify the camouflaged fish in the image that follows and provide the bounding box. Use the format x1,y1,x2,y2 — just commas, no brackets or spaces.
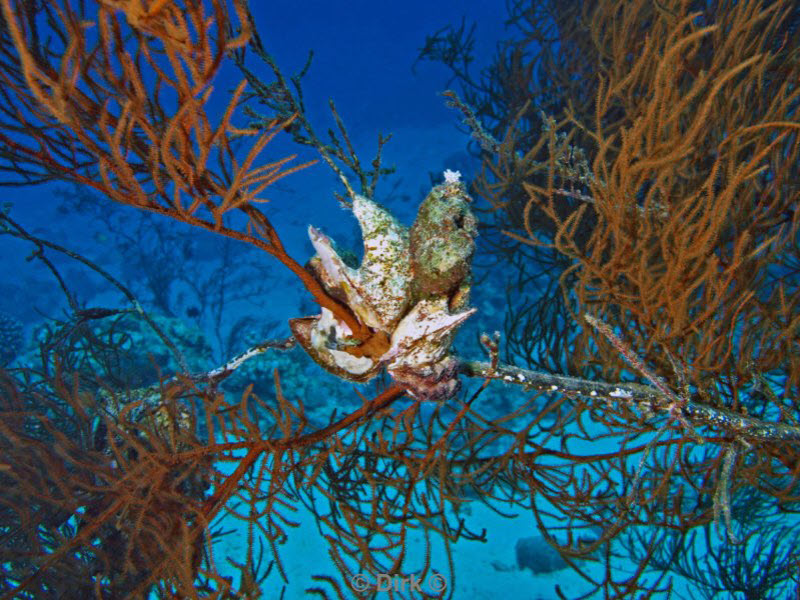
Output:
290,170,478,401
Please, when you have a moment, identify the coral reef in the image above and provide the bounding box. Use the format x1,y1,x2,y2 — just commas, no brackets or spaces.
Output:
0,1,798,598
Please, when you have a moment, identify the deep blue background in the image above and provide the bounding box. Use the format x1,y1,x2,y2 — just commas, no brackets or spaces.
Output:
0,0,509,359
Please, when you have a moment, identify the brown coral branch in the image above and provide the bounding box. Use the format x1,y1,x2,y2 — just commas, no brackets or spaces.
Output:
459,358,800,444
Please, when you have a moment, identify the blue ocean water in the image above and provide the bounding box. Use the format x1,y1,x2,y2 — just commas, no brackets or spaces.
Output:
1,0,505,335
2,1,796,599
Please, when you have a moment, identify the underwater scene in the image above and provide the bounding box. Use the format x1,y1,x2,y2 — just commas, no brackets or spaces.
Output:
0,0,799,598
